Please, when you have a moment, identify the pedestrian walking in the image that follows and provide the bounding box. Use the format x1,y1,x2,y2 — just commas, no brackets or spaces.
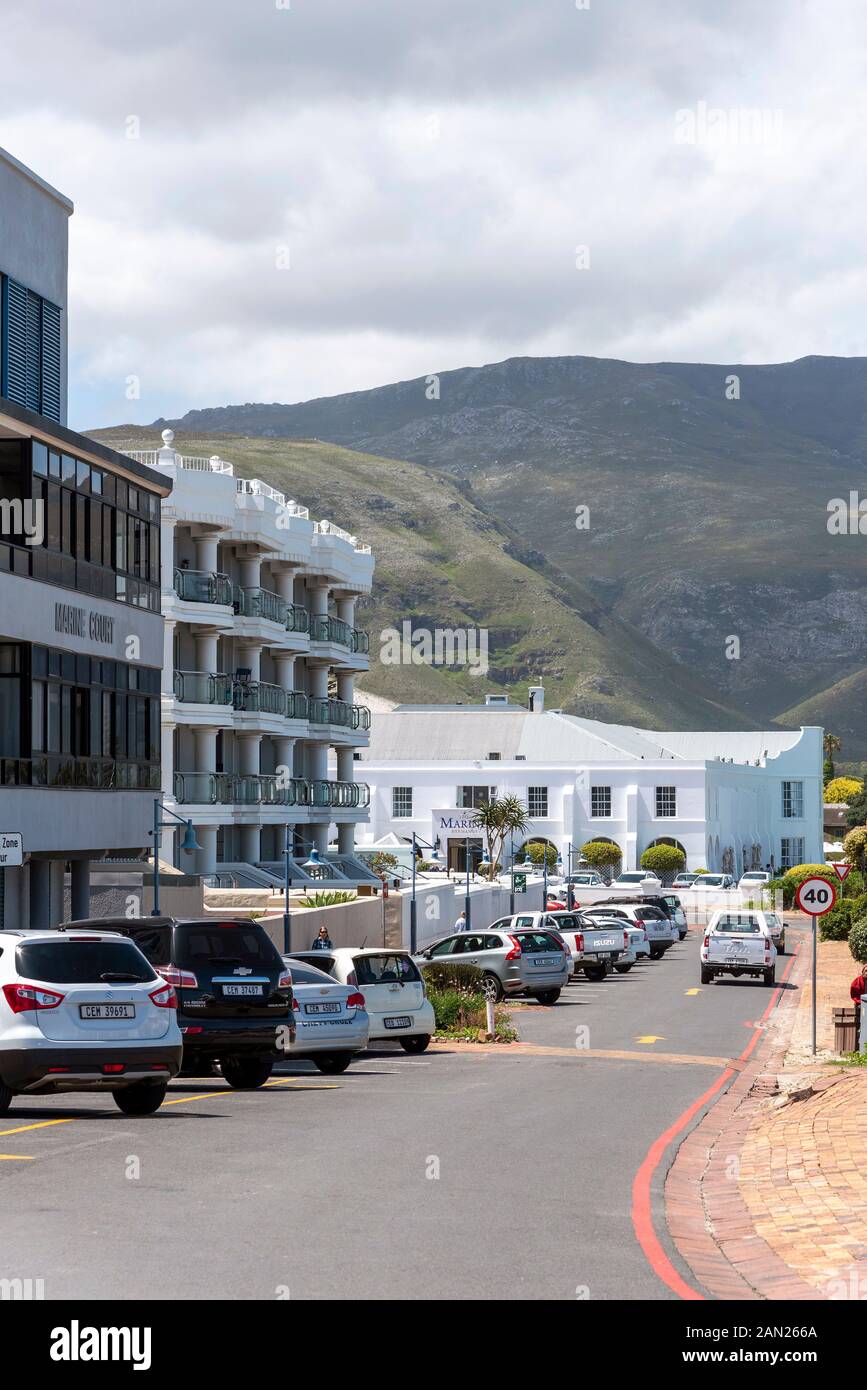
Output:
454,910,468,931
311,926,333,951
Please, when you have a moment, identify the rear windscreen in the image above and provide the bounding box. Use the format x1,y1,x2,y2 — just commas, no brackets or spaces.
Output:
175,922,283,969
715,916,762,933
124,925,172,966
549,914,582,930
513,931,560,951
353,954,421,984
283,961,334,985
16,939,157,984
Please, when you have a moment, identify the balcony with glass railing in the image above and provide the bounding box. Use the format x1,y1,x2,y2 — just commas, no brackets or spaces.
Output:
173,568,233,606
351,628,370,655
233,586,310,635
307,698,371,731
173,771,369,809
173,671,233,705
309,614,352,647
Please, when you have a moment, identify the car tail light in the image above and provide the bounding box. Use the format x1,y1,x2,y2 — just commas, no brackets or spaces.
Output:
278,969,293,989
703,935,710,948
149,983,178,1009
505,935,522,961
575,933,584,953
47,1066,70,1073
346,991,365,1009
624,931,630,949
180,1026,203,1035
157,965,197,989
634,917,645,928
2,982,65,1013
102,1063,125,1074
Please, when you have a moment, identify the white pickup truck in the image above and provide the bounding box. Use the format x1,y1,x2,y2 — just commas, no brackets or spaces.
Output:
700,909,778,986
544,910,628,982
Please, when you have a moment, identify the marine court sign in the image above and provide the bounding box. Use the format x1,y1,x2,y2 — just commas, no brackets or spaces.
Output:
55,603,115,645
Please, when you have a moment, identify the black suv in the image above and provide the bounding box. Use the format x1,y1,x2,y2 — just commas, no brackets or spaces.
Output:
63,917,295,1088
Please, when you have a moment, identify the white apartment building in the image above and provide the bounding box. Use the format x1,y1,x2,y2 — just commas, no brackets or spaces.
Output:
119,431,375,886
357,690,824,877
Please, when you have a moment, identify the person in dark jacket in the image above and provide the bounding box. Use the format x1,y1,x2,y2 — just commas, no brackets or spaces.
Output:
311,926,333,951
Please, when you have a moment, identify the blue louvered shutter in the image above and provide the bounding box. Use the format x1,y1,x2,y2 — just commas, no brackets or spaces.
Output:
1,275,28,407
25,288,41,411
40,299,61,421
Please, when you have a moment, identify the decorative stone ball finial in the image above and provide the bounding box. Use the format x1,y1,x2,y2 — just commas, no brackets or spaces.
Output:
161,428,175,447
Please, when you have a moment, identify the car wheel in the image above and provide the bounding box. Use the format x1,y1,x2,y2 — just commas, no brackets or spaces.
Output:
614,963,633,974
583,964,608,982
113,1082,167,1116
400,1035,431,1053
534,989,561,1005
700,966,714,985
764,966,776,988
481,973,503,1002
649,947,664,960
313,1053,353,1074
0,1081,12,1115
220,1057,274,1089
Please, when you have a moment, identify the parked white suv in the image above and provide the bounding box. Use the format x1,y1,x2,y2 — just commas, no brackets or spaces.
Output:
700,910,778,986
0,929,183,1114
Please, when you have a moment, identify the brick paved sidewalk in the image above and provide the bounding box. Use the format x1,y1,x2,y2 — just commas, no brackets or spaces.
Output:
666,931,867,1300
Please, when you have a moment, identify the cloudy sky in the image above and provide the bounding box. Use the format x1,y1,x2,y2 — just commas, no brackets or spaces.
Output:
3,0,866,431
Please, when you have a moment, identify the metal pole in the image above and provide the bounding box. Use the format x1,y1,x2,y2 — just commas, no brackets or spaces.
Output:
811,914,817,1056
283,823,292,954
543,844,548,911
465,842,471,930
509,849,515,916
410,832,418,954
151,798,161,916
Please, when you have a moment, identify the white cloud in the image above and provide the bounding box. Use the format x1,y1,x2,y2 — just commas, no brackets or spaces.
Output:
1,0,866,429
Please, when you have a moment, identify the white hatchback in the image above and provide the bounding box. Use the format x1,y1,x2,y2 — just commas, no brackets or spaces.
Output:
291,947,436,1053
0,929,183,1115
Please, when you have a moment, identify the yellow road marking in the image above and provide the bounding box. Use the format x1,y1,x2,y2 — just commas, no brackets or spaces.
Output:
684,988,702,996
430,1041,731,1067
163,1079,338,1106
635,1035,666,1044
0,1119,74,1137
0,1154,33,1160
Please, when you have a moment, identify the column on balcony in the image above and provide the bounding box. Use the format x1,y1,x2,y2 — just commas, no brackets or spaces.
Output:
336,669,355,707
237,734,261,775
194,531,221,573
239,825,261,864
194,631,220,676
162,619,176,697
238,553,261,592
309,582,330,622
194,828,218,876
236,643,261,681
336,594,356,628
273,653,296,702
161,517,177,594
193,727,218,775
336,746,355,784
273,567,297,606
337,823,355,854
274,737,296,784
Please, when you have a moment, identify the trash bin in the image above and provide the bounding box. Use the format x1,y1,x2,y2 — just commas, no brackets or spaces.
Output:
833,1006,858,1054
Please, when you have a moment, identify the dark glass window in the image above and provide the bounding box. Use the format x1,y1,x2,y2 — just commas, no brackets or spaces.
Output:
32,442,48,477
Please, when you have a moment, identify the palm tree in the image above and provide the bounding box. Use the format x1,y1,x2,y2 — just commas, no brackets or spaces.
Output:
473,795,529,876
824,733,842,785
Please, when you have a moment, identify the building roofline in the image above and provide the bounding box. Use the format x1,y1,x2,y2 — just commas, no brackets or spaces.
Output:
0,146,74,214
0,399,173,495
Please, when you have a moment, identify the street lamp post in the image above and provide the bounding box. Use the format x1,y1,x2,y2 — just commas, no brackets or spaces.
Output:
464,841,472,930
150,798,201,917
409,833,440,954
282,824,293,954
509,846,526,916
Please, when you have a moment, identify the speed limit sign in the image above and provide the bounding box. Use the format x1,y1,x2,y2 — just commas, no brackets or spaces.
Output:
794,877,837,916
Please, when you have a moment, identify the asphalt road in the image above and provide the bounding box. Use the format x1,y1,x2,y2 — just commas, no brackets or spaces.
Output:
0,919,809,1301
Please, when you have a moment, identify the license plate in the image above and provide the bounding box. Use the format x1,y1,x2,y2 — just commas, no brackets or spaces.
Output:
305,1002,341,1015
532,957,554,967
727,956,749,965
222,984,263,997
79,1003,135,1020
384,1015,412,1029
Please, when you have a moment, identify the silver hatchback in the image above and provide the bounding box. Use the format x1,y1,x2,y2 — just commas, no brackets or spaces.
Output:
415,927,570,1004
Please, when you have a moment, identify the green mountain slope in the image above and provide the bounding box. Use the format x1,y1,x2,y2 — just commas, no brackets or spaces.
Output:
152,353,867,746
91,425,758,731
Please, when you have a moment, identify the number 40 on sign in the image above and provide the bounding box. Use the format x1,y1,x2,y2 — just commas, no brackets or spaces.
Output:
794,877,838,916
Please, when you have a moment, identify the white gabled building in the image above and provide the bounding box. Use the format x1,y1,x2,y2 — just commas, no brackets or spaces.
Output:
356,689,823,877
120,430,377,887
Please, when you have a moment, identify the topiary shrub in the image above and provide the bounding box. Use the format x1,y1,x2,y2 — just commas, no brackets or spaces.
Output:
849,917,867,965
580,840,623,873
522,841,557,870
640,844,687,877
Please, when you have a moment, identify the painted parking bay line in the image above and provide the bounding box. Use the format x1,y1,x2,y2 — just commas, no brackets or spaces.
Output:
0,1154,33,1160
685,988,703,996
0,1118,74,1137
635,1035,666,1045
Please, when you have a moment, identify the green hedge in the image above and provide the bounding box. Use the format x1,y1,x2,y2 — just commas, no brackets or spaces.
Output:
419,961,484,994
849,918,867,965
640,844,686,874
